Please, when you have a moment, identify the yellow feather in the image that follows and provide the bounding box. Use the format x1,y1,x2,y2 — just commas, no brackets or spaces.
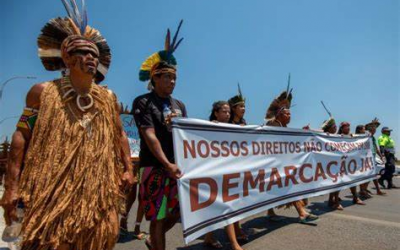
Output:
140,52,161,71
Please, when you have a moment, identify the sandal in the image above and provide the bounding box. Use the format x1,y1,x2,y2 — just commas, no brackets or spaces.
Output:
133,231,148,240
299,214,319,224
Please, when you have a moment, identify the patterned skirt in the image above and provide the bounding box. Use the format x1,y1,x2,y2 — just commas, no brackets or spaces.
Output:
139,167,179,221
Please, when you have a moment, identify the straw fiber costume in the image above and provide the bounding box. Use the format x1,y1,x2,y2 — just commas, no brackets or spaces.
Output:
15,1,130,249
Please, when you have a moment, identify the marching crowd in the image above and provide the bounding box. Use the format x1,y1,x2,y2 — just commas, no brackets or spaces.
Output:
121,76,397,250
0,1,398,250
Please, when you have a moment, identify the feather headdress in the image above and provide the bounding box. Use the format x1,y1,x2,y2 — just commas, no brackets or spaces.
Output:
228,83,246,107
265,74,293,121
139,20,184,82
320,101,336,131
38,0,111,83
365,117,381,130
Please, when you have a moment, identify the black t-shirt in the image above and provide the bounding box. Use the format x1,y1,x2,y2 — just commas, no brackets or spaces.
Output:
132,92,187,168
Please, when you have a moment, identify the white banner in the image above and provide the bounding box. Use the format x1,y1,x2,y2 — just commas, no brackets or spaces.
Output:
172,118,377,244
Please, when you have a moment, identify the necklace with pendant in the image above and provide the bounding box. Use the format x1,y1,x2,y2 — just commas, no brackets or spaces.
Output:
61,76,95,112
60,76,99,133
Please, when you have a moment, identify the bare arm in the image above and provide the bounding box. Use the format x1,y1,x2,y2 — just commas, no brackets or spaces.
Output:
375,140,384,159
120,130,134,173
2,131,26,225
113,99,135,190
117,117,136,189
0,83,45,225
141,127,181,179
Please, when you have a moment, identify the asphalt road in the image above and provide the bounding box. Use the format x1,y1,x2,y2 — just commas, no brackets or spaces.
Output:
117,177,400,250
0,178,398,250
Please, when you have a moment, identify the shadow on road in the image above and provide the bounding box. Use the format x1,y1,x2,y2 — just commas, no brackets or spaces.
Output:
118,231,143,244
176,214,313,249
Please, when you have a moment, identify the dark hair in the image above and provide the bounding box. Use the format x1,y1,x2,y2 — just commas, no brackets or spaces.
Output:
322,120,335,133
209,101,229,121
150,62,176,87
338,122,350,135
355,125,365,134
229,105,247,125
229,103,239,122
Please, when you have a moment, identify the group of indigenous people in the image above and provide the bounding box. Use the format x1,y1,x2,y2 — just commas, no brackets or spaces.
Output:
318,109,396,212
0,1,397,250
322,119,384,211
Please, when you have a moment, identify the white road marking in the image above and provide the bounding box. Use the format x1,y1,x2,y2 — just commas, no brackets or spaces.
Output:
326,212,400,228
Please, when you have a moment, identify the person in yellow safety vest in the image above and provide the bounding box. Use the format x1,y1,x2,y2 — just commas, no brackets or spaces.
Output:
378,127,397,189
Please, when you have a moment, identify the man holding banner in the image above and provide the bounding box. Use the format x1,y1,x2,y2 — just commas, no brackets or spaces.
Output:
133,20,187,250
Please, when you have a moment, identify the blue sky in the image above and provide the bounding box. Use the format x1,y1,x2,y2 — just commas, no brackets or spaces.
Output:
1,0,399,153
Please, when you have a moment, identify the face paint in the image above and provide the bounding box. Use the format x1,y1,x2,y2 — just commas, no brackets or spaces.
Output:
62,36,100,58
61,36,100,75
69,45,99,75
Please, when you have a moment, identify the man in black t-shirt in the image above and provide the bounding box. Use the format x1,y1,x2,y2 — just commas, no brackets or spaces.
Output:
132,20,186,250
133,79,187,172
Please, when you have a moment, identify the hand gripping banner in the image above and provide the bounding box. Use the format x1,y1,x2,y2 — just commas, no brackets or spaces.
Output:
172,118,376,244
